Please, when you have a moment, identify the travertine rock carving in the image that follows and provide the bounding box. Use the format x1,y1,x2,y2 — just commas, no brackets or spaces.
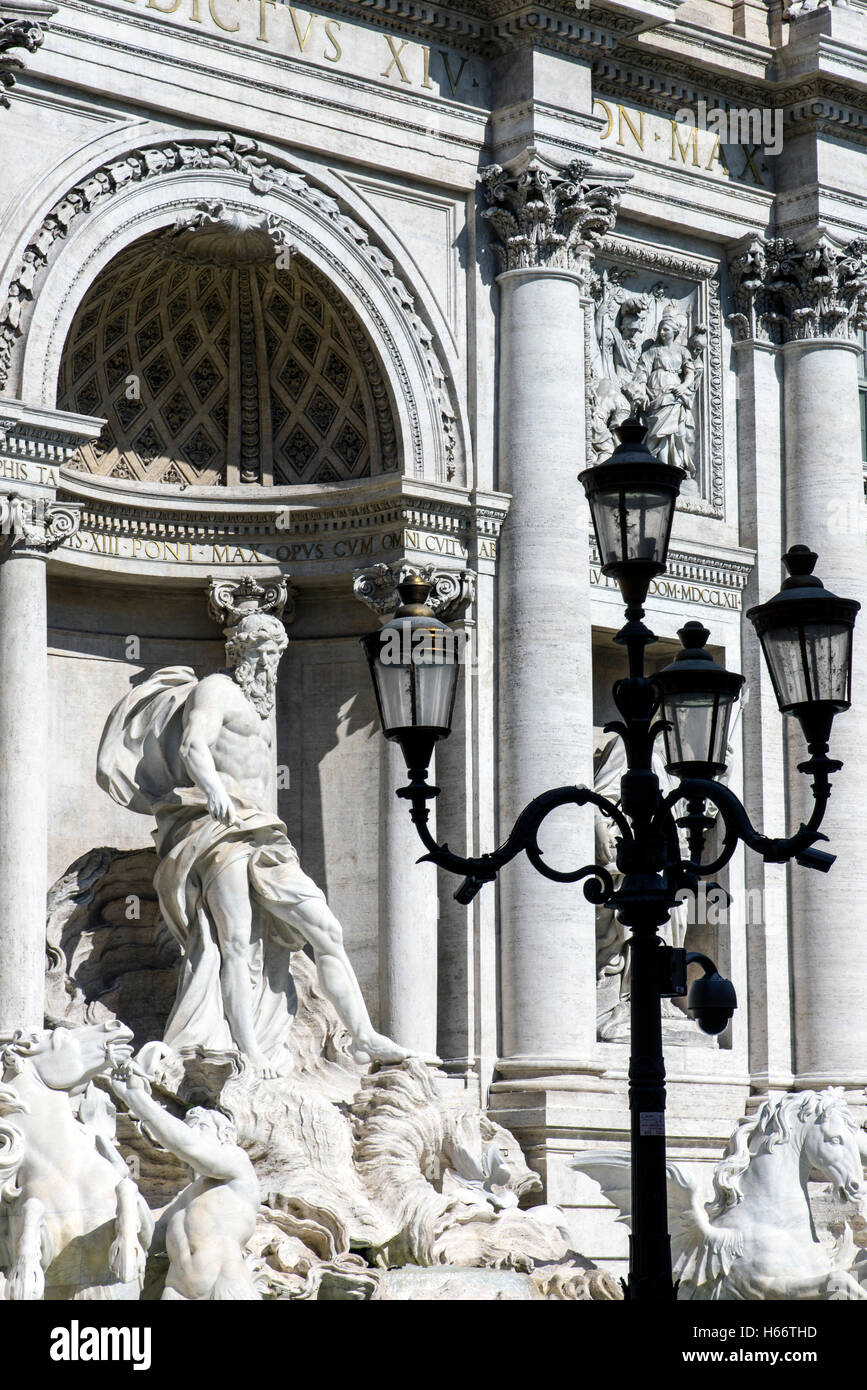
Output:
44,847,622,1300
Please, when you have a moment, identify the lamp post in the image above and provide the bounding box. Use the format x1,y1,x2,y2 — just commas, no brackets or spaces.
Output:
361,421,859,1303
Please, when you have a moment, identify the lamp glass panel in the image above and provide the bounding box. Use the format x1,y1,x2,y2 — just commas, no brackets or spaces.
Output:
375,660,415,732
414,658,458,731
593,487,673,567
761,622,852,710
662,692,734,770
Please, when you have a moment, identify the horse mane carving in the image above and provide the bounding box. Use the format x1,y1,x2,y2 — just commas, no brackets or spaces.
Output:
709,1089,855,1216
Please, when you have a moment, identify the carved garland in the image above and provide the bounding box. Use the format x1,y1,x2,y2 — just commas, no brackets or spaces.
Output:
0,132,457,479
593,235,725,518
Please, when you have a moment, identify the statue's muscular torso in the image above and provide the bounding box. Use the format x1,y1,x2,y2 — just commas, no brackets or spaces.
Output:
182,672,273,810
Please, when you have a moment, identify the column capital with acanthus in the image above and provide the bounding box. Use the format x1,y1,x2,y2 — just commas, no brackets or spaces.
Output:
727,227,867,346
0,492,80,559
478,147,630,281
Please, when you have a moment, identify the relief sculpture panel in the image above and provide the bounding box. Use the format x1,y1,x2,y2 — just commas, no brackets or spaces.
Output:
587,241,724,516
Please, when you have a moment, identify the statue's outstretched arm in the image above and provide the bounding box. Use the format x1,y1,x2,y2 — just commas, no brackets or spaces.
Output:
111,1076,241,1183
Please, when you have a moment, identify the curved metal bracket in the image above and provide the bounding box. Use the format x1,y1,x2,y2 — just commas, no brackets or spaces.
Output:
402,778,626,905
655,769,836,878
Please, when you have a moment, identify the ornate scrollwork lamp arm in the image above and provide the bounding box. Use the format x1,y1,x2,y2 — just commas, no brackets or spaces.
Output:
398,774,626,905
656,766,837,879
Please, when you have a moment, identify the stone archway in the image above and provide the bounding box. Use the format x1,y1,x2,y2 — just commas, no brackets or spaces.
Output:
0,132,467,485
56,210,396,487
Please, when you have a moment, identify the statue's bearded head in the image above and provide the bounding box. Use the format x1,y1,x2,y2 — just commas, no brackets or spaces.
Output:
225,613,288,716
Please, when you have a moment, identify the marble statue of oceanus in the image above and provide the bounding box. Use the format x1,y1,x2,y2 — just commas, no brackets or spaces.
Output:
96,612,412,1075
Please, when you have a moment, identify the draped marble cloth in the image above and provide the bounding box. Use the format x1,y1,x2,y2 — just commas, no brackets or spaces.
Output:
97,667,322,1068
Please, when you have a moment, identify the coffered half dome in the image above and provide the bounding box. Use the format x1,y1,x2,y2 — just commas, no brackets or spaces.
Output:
57,217,397,488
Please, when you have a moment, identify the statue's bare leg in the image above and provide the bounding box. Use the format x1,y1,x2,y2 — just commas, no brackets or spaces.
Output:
204,859,271,1071
281,897,414,1063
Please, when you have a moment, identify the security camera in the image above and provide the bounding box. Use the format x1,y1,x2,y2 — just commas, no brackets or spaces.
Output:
686,951,737,1036
795,845,836,874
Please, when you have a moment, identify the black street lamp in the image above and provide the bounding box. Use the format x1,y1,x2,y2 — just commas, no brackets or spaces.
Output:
362,421,859,1302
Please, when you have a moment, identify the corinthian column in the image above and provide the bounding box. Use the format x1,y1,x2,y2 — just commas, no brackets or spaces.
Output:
733,230,867,1088
479,151,626,1081
0,493,79,1032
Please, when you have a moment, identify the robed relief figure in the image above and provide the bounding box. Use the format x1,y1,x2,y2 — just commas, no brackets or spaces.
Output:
97,598,411,1077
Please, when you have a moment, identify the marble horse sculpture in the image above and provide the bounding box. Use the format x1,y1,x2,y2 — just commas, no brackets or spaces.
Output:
575,1089,867,1300
0,1022,153,1300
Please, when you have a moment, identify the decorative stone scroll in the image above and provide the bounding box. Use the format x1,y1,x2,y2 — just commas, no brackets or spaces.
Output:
728,230,867,345
207,573,295,633
353,560,476,622
0,8,49,108
0,493,81,558
479,148,628,278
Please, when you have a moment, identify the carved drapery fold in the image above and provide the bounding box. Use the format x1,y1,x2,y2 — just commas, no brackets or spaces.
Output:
479,148,628,278
728,230,867,345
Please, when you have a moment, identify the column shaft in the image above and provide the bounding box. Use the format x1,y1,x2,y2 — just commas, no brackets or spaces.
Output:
734,341,793,1090
0,550,49,1032
378,737,438,1055
782,340,867,1086
496,267,597,1072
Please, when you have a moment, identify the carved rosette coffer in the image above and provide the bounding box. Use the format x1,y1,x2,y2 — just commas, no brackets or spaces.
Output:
0,8,50,108
479,148,628,279
728,230,867,345
207,574,296,635
353,561,476,623
0,493,81,558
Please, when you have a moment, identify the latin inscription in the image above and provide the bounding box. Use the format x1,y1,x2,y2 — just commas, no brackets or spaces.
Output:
66,526,485,564
0,460,61,487
591,564,741,611
115,0,480,101
593,99,770,187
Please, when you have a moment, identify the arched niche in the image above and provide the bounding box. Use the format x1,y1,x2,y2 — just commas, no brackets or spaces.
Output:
56,222,396,487
4,133,466,487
